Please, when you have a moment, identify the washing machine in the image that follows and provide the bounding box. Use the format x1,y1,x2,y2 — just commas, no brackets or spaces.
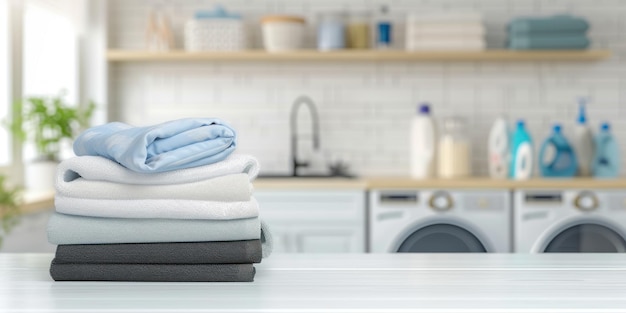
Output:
515,189,626,253
369,189,511,253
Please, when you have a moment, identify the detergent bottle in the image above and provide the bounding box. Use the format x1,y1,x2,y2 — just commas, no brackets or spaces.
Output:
538,124,578,178
410,103,437,179
488,117,510,179
510,120,533,180
573,97,594,176
592,123,620,178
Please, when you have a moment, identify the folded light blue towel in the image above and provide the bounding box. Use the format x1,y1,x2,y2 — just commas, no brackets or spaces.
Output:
508,15,589,35
73,118,236,173
507,34,590,50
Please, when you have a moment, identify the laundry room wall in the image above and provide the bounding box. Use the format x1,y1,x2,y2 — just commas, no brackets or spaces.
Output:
107,0,626,176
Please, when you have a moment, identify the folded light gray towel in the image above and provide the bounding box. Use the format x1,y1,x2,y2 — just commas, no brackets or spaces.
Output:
54,240,262,264
47,212,260,244
50,260,255,282
47,213,273,258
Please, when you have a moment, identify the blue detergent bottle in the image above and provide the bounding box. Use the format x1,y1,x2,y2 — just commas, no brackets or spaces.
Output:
538,124,578,178
592,123,620,178
510,120,534,180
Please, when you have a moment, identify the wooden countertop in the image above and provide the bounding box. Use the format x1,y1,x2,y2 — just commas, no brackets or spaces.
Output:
255,177,626,190
2,253,626,312
254,177,368,189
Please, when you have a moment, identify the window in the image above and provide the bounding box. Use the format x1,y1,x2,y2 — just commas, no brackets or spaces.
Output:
0,1,10,167
23,1,77,100
0,0,82,178
21,0,78,161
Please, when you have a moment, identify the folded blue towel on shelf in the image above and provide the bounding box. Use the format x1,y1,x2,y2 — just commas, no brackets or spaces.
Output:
507,34,590,50
73,118,237,173
508,15,589,35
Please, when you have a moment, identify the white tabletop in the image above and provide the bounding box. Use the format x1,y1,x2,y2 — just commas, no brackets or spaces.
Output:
1,253,626,312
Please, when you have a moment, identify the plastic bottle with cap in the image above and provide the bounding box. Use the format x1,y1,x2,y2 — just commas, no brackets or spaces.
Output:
592,123,620,178
375,5,392,49
488,117,510,179
510,120,533,180
410,103,437,179
573,97,595,176
539,124,578,178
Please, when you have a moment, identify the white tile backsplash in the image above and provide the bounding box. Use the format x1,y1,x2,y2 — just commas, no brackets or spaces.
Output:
109,0,626,176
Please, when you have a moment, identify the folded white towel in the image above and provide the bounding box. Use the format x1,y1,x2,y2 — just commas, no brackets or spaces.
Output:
56,173,252,202
406,24,485,37
407,12,483,24
407,40,486,51
58,154,260,185
55,196,259,220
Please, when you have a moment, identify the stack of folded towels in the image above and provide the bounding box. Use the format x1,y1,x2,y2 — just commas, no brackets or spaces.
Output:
405,12,486,51
47,118,272,282
507,15,590,50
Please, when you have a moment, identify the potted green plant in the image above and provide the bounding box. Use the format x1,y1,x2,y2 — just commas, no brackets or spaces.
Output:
8,93,95,192
0,175,21,248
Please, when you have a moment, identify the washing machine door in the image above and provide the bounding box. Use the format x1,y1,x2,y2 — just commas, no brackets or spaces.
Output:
396,223,488,253
543,223,626,253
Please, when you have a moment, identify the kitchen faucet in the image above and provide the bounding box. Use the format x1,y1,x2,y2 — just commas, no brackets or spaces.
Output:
290,95,320,176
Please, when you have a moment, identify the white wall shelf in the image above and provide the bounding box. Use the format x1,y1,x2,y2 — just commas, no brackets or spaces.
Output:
106,49,612,62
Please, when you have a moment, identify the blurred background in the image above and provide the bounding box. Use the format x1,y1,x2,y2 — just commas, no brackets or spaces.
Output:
1,0,625,256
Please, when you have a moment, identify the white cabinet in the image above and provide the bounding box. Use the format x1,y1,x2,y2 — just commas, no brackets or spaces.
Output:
255,190,366,253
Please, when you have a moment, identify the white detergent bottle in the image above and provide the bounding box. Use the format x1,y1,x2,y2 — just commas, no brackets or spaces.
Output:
488,117,510,179
410,103,437,179
573,97,594,176
592,123,620,178
510,120,533,180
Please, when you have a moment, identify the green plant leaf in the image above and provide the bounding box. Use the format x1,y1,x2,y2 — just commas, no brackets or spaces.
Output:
4,92,97,161
0,175,22,248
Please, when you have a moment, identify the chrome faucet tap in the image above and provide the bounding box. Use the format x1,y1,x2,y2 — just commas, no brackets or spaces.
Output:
290,95,320,176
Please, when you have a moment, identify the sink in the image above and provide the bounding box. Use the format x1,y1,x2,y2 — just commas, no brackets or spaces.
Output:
257,174,356,179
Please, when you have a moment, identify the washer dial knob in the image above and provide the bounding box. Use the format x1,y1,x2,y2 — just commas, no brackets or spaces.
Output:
430,192,454,211
574,191,599,211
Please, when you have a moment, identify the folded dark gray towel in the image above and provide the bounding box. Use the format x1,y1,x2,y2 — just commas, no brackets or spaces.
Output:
50,260,255,282
54,240,262,264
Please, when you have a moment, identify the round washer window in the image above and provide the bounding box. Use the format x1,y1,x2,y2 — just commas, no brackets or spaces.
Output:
544,223,626,253
397,223,487,253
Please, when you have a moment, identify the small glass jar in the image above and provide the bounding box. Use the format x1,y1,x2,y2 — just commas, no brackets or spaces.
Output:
347,11,370,49
317,12,346,51
437,117,471,178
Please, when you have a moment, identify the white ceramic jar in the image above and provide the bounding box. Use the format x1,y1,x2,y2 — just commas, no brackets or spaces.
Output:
261,15,306,52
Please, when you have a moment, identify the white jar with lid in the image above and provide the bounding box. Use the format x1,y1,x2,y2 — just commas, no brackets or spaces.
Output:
437,117,471,178
261,15,306,52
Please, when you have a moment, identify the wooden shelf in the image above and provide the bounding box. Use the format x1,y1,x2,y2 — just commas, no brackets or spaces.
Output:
107,49,612,62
